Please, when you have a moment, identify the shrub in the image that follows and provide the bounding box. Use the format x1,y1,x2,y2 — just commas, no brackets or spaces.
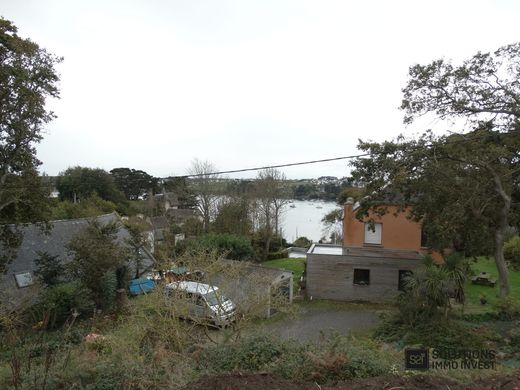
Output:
99,271,118,310
504,236,520,269
293,236,312,249
267,250,289,260
198,334,397,384
186,233,254,260
495,297,520,320
374,315,486,350
29,282,94,329
200,336,286,372
34,251,65,287
508,327,520,346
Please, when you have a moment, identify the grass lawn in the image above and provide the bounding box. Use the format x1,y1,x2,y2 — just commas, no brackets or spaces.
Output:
261,257,305,292
462,256,520,313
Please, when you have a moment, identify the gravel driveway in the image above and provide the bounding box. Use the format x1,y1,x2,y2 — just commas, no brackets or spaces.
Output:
258,303,381,341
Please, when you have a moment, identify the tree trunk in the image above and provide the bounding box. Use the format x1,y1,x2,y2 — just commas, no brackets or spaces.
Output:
264,212,271,260
488,165,511,297
494,228,511,297
264,234,271,261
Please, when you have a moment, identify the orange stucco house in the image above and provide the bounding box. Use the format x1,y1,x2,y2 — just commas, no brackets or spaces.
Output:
342,197,442,262
305,197,441,302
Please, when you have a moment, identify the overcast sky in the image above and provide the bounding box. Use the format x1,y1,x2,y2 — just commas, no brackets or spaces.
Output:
3,0,520,179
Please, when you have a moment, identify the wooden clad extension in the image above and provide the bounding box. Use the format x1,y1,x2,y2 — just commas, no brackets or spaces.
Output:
306,245,421,302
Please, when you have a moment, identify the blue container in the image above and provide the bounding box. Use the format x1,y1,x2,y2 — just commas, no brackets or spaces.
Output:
128,278,156,296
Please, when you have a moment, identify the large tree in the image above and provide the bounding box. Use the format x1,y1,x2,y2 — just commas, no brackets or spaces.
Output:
401,42,520,129
351,42,520,297
0,18,62,272
67,220,126,308
213,196,252,237
254,168,289,259
110,167,159,200
351,128,519,296
56,166,126,204
187,159,220,232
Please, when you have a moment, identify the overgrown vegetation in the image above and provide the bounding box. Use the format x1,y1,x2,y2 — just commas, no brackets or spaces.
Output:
504,236,520,270
0,250,305,389
199,334,400,383
179,233,254,261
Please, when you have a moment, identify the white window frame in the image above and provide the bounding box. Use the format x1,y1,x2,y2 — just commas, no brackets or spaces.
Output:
364,222,382,245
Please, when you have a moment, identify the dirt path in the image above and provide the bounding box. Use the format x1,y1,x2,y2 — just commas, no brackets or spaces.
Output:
258,304,380,341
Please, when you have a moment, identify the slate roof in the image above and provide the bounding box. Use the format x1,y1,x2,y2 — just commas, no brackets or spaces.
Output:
1,212,156,290
166,208,199,223
154,192,179,206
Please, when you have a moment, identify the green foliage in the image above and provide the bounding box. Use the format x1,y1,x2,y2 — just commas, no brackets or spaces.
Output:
443,252,471,303
110,167,159,200
56,166,127,206
401,42,520,128
0,17,61,273
30,282,94,329
162,176,197,208
396,41,520,296
463,256,520,311
293,183,314,198
199,334,397,383
200,336,286,372
67,220,126,308
495,297,520,320
185,233,253,260
383,254,471,334
337,187,364,205
48,194,118,220
504,236,520,269
291,180,348,201
34,251,64,287
251,231,287,259
213,197,252,236
374,315,486,350
182,217,204,237
124,220,149,278
99,272,118,309
293,236,312,249
266,250,289,260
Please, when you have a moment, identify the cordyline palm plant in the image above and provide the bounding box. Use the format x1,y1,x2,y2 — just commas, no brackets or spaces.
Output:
401,254,470,322
443,253,471,305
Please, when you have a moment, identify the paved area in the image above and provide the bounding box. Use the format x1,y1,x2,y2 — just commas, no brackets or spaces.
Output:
258,304,381,341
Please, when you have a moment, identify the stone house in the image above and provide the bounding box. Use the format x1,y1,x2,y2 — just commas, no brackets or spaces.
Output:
0,212,156,310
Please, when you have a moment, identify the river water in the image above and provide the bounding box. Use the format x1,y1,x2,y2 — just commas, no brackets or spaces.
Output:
280,200,339,243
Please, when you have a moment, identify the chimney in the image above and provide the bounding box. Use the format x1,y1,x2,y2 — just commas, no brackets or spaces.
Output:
343,197,354,246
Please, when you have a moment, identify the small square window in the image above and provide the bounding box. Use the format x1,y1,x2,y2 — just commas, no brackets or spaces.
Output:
353,269,370,285
398,270,413,291
14,272,34,288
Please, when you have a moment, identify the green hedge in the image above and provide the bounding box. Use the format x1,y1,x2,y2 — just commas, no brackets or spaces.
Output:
186,233,254,260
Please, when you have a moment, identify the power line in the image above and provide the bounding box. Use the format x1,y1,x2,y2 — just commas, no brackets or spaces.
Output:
2,128,519,188
173,153,372,178
167,128,520,179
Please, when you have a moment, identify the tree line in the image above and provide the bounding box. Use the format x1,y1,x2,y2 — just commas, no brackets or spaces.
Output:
2,14,519,295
